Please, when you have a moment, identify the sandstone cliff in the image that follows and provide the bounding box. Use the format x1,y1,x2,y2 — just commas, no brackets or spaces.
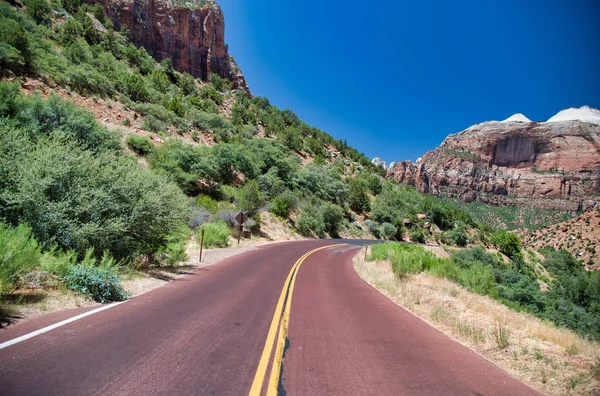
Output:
89,0,248,90
387,111,600,211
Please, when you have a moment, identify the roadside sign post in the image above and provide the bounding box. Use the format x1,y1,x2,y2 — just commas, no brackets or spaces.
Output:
199,229,205,263
235,212,246,247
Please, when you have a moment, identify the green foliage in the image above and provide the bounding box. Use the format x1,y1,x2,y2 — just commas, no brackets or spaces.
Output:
65,252,128,303
0,12,33,74
62,0,80,13
409,229,425,243
491,229,522,259
320,203,345,237
237,180,265,217
0,223,41,294
25,0,52,26
380,222,397,240
199,221,230,248
3,136,188,261
0,83,121,151
348,177,371,213
269,191,298,218
126,135,154,156
120,73,149,102
208,72,233,92
296,204,325,238
40,248,77,278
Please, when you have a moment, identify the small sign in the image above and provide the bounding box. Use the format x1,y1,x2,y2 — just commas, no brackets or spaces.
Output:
235,212,246,225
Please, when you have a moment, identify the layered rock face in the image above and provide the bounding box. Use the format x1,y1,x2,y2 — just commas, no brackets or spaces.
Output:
89,0,248,90
387,117,600,211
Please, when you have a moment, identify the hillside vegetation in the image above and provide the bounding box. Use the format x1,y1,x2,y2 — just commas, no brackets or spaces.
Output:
0,1,491,304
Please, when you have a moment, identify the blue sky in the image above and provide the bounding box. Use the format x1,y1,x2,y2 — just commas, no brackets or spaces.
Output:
217,0,600,163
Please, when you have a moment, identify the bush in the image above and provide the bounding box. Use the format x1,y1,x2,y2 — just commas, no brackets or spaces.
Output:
40,248,77,278
348,178,371,213
459,263,496,296
237,180,265,217
380,222,397,240
321,203,345,237
409,229,425,244
0,223,41,294
269,191,298,218
296,205,325,237
10,138,188,261
491,230,522,259
126,135,154,156
25,0,52,26
65,255,128,303
199,221,230,248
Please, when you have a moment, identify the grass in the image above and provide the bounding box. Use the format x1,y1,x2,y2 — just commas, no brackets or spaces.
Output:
492,321,511,349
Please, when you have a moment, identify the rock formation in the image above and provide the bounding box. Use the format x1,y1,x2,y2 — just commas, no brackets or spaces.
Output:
88,0,248,90
387,108,600,211
372,157,387,169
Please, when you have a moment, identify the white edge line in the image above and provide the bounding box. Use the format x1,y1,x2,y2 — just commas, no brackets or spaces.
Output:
0,301,126,350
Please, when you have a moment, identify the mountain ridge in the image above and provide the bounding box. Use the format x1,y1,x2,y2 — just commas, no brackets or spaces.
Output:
387,109,600,211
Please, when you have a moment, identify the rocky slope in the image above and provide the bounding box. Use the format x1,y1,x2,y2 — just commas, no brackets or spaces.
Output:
387,108,600,211
518,209,600,270
87,0,248,90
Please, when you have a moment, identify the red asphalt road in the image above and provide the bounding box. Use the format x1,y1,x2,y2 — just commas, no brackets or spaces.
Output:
0,241,541,396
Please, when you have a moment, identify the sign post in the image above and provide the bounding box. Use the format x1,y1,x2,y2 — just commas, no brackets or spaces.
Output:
235,212,246,247
199,229,205,263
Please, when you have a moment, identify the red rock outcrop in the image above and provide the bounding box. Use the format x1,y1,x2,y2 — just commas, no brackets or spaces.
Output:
387,120,600,211
89,0,248,90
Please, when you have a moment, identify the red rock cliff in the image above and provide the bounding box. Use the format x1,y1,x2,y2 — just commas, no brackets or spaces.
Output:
89,0,248,90
387,119,600,211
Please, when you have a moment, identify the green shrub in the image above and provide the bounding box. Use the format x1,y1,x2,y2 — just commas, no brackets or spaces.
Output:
321,203,345,237
380,222,397,240
199,221,230,248
119,73,149,102
269,191,298,218
296,205,325,237
197,195,219,213
25,0,52,26
491,230,522,259
459,264,496,296
10,139,188,261
429,258,460,281
40,248,77,278
409,229,425,243
0,223,41,294
348,178,371,213
237,180,265,217
156,227,191,266
126,135,154,156
208,72,233,92
65,258,127,303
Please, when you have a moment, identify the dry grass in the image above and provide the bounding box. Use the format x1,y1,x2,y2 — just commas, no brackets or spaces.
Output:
353,251,600,395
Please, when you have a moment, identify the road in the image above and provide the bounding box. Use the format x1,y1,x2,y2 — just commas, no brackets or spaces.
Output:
0,240,540,395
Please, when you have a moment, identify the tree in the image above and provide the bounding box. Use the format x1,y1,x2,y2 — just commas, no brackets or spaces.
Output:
348,178,370,213
321,203,345,237
237,180,264,217
491,230,522,259
25,0,52,26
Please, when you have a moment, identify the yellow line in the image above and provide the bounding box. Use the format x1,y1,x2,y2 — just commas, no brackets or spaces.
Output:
248,244,344,396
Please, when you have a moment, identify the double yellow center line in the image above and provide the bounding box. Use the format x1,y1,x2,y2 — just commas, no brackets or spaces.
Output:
249,244,344,396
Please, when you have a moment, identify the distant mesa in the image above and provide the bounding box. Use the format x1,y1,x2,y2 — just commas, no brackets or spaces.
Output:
501,113,531,123
546,106,600,124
